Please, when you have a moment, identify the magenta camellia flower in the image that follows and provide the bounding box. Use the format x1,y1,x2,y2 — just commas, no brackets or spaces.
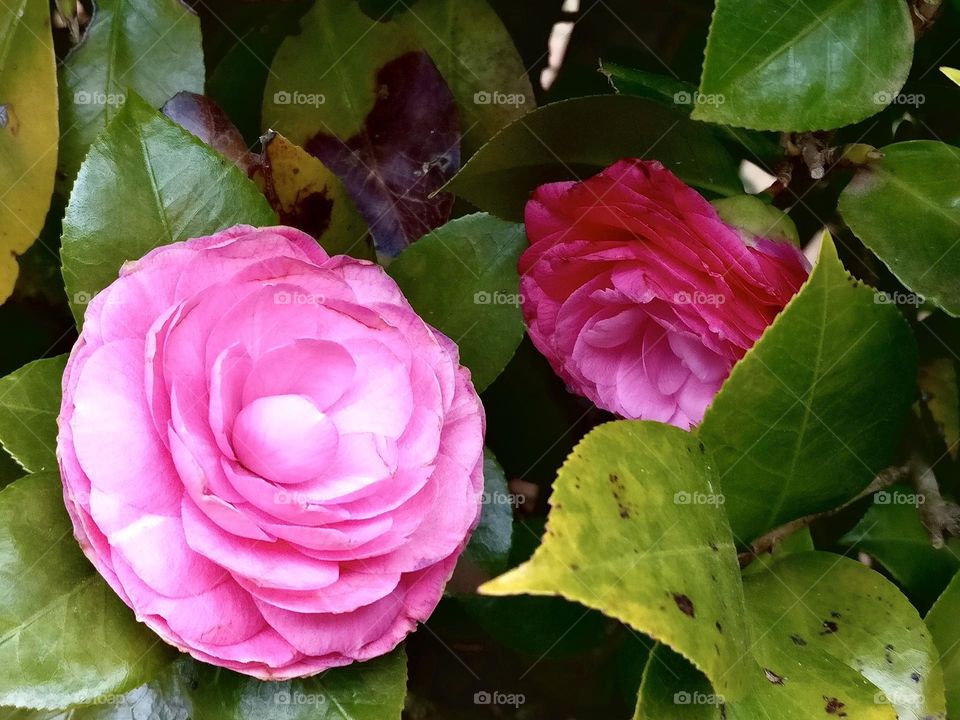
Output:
519,159,809,429
57,225,484,679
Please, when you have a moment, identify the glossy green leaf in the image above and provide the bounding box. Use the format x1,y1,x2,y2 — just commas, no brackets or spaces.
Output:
637,553,946,719
926,571,960,717
58,0,204,186
0,0,58,303
463,448,514,576
635,644,718,720
600,62,782,166
1,650,407,720
480,421,754,700
0,472,174,709
737,553,944,719
0,355,66,473
448,95,743,221
61,94,276,326
699,234,917,544
841,486,960,611
188,649,407,720
387,213,526,392
694,0,914,130
711,196,799,246
839,141,960,317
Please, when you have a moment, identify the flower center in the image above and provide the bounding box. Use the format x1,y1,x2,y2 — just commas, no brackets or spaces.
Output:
231,394,339,485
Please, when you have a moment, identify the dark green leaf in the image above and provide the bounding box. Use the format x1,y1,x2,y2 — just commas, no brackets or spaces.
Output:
387,213,526,391
0,355,66,473
694,0,914,130
61,93,276,326
841,485,960,611
0,473,174,709
58,0,204,185
463,448,514,577
188,649,407,720
699,234,918,543
839,141,960,317
448,95,743,221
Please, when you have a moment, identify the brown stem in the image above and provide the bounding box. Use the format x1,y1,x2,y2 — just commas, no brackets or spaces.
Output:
739,465,909,567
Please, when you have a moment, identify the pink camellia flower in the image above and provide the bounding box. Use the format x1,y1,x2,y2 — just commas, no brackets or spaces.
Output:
519,159,808,428
57,225,484,679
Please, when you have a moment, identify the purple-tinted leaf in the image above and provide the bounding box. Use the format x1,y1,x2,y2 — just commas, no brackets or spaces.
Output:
162,91,257,176
303,51,460,257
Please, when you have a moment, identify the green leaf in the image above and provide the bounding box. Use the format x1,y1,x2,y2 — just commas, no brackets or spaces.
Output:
61,93,277,326
735,553,945,720
387,213,526,392
463,448,514,577
699,234,918,543
839,141,960,317
637,553,946,719
2,650,408,720
58,0,204,186
926,571,960,717
635,644,726,720
480,421,754,700
710,196,799,246
0,472,174,709
693,0,914,131
600,62,782,166
841,486,960,612
0,0,57,303
0,355,66,473
263,0,531,156
188,649,407,720
447,95,743,221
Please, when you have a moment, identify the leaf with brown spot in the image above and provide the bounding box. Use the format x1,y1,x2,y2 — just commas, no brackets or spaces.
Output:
256,132,373,260
481,421,754,701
